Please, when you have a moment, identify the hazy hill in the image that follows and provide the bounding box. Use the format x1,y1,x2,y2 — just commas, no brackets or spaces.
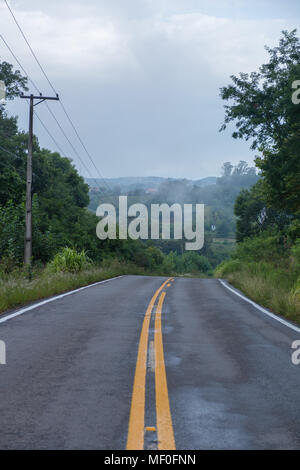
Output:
85,176,217,192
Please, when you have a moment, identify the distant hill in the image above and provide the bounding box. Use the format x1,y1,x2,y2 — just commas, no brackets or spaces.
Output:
85,176,217,192
194,177,217,187
85,176,167,192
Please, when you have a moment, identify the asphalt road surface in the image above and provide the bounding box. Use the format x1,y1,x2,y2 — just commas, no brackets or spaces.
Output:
0,275,300,450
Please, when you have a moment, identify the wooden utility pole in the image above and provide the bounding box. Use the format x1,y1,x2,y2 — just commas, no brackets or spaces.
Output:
20,93,59,266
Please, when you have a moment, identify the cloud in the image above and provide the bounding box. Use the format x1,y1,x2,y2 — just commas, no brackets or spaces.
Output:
0,3,137,81
1,2,293,82
1,1,299,178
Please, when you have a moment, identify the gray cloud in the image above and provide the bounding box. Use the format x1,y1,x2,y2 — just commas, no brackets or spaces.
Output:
1,1,299,178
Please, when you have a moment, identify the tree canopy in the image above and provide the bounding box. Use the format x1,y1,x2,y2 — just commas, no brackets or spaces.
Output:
220,30,300,216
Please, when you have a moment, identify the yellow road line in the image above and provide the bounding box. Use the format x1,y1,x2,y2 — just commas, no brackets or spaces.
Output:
126,278,171,450
154,292,176,450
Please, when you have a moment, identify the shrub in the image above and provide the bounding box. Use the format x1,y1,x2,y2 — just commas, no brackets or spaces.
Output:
180,252,212,273
48,247,92,273
233,232,283,263
215,259,242,277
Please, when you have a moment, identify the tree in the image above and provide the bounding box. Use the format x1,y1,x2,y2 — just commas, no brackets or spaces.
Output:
234,181,291,242
220,30,300,151
255,125,300,215
0,60,28,101
222,162,233,177
0,60,28,205
220,30,300,216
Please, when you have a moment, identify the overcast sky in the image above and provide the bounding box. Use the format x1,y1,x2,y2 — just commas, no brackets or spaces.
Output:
1,0,299,179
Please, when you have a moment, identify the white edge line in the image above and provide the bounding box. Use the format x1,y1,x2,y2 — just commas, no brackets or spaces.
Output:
0,275,124,324
219,279,300,334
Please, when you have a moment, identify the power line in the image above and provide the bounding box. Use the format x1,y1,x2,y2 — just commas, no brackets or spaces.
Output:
4,0,112,195
32,108,67,157
22,100,109,199
4,0,57,96
0,34,106,195
0,33,67,157
59,100,112,191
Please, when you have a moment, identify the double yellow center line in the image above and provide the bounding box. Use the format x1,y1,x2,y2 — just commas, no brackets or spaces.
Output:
126,278,175,450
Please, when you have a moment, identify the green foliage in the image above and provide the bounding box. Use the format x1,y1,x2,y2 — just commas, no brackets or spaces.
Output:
220,30,300,151
88,160,258,269
178,251,212,273
215,259,242,277
220,30,300,216
214,233,300,321
287,219,300,241
215,30,300,321
232,232,285,263
234,181,291,242
48,247,92,273
0,61,258,280
255,122,300,215
160,250,212,275
292,276,300,301
0,60,28,101
0,199,25,264
0,261,150,313
161,252,177,274
143,246,164,270
291,239,300,263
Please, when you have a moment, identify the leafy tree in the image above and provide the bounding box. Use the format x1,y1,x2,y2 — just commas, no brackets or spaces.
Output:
222,162,234,177
0,61,28,206
220,30,300,216
234,181,291,242
0,60,28,101
220,30,300,151
255,123,300,214
215,160,259,205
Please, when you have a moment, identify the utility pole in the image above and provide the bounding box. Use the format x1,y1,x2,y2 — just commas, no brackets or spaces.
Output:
20,93,59,266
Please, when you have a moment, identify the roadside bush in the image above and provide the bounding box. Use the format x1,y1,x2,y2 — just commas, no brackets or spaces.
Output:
233,232,283,263
48,247,92,273
161,252,177,274
179,252,212,273
215,259,242,277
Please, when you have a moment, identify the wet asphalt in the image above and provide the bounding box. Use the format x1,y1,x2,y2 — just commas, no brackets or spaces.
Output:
0,275,299,449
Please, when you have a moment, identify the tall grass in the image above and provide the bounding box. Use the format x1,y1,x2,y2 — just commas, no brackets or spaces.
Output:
215,244,300,324
0,261,147,314
0,257,210,314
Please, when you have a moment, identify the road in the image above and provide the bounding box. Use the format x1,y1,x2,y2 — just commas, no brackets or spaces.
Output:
0,275,300,450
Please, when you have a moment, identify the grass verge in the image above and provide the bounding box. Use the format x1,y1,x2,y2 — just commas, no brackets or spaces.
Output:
215,260,300,325
0,260,209,315
0,262,147,314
